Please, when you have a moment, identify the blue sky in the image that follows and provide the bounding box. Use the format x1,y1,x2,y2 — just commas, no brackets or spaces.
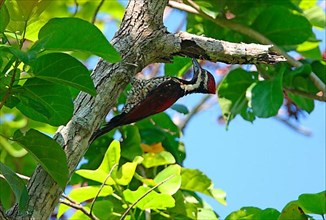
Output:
182,96,325,218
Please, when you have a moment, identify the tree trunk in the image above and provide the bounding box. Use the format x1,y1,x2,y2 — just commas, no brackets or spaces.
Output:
2,0,282,219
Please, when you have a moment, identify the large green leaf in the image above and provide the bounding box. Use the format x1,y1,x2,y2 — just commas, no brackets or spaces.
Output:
252,6,312,45
123,186,175,210
278,202,308,220
218,68,257,124
304,6,326,28
288,93,314,114
115,158,142,186
15,78,73,126
0,162,28,212
226,207,280,220
13,129,69,189
34,17,121,62
251,71,284,118
121,125,143,161
142,151,175,168
164,57,192,77
181,168,226,205
298,191,326,215
57,185,113,218
154,164,181,195
32,53,96,96
0,5,10,32
76,140,120,184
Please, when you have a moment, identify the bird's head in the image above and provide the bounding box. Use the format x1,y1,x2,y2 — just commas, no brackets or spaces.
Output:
191,58,216,94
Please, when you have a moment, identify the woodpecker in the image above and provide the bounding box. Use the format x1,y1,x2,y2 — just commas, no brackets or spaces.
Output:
90,59,216,143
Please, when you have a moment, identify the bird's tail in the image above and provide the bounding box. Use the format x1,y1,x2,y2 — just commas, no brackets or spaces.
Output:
89,113,126,144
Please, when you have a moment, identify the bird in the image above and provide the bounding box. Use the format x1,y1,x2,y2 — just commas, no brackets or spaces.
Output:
90,58,216,143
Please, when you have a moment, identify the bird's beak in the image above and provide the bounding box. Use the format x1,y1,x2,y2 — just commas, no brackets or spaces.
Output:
192,58,201,75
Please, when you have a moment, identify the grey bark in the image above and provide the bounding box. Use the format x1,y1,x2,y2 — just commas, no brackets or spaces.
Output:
1,0,284,219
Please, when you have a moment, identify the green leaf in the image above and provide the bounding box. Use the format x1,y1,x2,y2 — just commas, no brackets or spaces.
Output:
0,5,10,32
123,186,175,210
218,68,257,125
0,45,33,64
154,164,181,195
251,71,284,118
57,185,113,218
278,202,308,220
35,17,121,62
115,158,141,186
15,78,73,126
181,168,211,192
181,168,227,205
304,6,326,28
288,93,314,113
32,53,96,96
298,191,326,215
13,129,69,189
0,162,28,212
226,207,280,220
164,57,192,77
142,151,175,168
171,104,189,114
76,140,120,184
121,125,143,161
252,6,312,45
311,61,326,84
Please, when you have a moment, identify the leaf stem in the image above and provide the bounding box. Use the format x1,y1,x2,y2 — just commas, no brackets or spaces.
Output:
0,61,19,110
59,198,99,220
92,0,106,24
89,163,118,215
119,174,176,220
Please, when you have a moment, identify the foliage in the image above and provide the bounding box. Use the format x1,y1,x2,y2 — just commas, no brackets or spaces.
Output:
0,0,325,219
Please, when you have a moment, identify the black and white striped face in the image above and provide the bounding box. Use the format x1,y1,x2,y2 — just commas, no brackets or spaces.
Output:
180,59,216,94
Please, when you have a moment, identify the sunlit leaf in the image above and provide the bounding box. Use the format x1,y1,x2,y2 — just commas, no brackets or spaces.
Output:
57,185,113,218
76,140,120,184
142,151,175,168
154,164,181,195
123,186,175,210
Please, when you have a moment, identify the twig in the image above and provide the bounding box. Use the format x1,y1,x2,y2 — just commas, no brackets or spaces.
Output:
59,198,99,220
73,0,79,16
90,163,118,215
274,116,312,136
286,88,326,102
0,172,30,181
120,174,176,220
0,62,19,110
169,0,326,94
179,95,211,132
92,0,106,24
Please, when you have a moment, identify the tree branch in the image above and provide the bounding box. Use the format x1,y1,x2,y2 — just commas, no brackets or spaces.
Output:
173,32,285,64
59,198,99,220
274,116,312,136
168,0,326,94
